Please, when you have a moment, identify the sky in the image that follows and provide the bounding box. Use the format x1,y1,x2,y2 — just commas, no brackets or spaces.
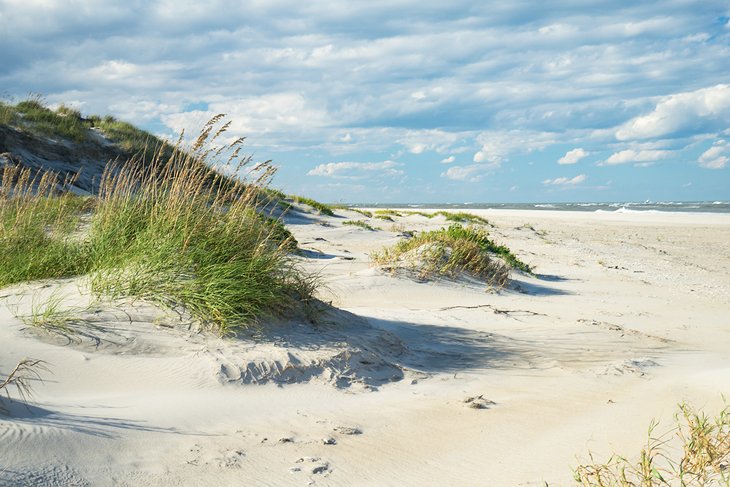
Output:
1,1,729,203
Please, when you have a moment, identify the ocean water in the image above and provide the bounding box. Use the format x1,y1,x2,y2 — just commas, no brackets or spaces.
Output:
350,201,730,214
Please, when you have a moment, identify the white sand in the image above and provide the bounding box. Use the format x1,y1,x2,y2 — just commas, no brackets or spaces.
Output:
1,208,729,486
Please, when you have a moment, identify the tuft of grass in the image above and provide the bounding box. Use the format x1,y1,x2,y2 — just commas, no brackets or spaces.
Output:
433,211,490,225
0,166,92,287
1,98,172,165
349,208,373,218
291,195,335,216
374,209,402,218
374,214,394,222
0,359,48,415
343,220,378,231
11,98,88,143
573,401,730,486
372,224,526,285
0,116,313,334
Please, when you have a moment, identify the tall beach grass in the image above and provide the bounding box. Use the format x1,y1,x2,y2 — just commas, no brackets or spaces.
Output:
0,116,313,333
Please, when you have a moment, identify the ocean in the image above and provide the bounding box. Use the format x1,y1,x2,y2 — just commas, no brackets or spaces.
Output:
350,201,730,214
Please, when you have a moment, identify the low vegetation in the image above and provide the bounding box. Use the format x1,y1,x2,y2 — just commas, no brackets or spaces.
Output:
1,98,170,164
0,116,313,334
372,224,530,285
343,220,378,231
290,195,335,216
349,208,373,218
0,359,48,415
573,402,730,486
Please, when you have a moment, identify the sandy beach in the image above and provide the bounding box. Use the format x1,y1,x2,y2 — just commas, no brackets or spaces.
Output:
1,207,729,486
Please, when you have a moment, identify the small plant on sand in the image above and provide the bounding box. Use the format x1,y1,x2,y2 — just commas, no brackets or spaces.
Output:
374,209,402,218
372,224,529,285
349,208,373,218
374,214,394,222
0,359,48,415
290,195,335,216
433,211,490,225
343,220,378,231
573,401,730,486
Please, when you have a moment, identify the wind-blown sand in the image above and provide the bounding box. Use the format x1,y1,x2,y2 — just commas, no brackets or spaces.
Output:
1,208,729,486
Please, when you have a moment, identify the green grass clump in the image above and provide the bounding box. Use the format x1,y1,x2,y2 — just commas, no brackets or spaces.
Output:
349,208,373,218
1,98,171,165
433,211,490,225
343,220,377,231
0,117,312,334
10,99,88,143
372,224,527,285
374,209,402,218
374,214,394,222
572,401,730,486
0,166,92,286
291,195,335,216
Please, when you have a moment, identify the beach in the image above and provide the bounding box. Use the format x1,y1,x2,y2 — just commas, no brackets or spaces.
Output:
1,207,729,486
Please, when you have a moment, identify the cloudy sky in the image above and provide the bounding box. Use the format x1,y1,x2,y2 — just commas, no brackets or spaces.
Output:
1,1,729,203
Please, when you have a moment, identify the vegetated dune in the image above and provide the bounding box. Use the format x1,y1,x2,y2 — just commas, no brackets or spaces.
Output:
1,106,729,485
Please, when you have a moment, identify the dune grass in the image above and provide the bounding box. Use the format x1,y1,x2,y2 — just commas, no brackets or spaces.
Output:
573,402,730,486
0,359,48,415
0,166,93,287
0,117,313,333
343,220,378,231
1,98,170,164
290,195,335,216
349,208,373,218
372,224,528,285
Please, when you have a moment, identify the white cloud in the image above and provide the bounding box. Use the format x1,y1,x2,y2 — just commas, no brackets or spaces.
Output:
307,160,404,178
616,84,730,140
698,140,729,169
441,155,455,164
441,164,491,182
543,174,587,186
602,149,671,165
558,148,588,165
473,130,555,166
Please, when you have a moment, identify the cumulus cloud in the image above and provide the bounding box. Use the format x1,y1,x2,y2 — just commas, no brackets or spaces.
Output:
616,84,730,141
441,155,455,164
558,148,588,165
307,160,404,179
601,149,670,165
473,131,555,166
543,174,587,185
698,141,728,169
441,164,491,182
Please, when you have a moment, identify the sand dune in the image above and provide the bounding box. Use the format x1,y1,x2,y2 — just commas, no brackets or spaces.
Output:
1,208,729,486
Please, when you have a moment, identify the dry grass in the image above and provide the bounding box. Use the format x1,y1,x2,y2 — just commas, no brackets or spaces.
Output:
0,359,48,415
573,402,730,486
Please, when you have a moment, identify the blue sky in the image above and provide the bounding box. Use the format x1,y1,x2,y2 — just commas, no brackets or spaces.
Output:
1,1,728,203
